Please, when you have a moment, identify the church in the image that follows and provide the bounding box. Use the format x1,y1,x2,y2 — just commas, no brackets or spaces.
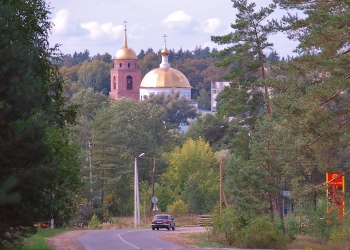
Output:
109,24,192,101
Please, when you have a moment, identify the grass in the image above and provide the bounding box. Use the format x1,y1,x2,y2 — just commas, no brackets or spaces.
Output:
286,234,350,250
22,228,67,250
186,231,224,248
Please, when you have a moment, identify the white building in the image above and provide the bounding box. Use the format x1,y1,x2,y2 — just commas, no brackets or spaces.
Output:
211,81,230,112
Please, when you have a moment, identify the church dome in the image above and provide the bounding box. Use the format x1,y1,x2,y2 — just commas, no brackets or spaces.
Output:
114,23,137,60
115,47,137,59
140,67,191,88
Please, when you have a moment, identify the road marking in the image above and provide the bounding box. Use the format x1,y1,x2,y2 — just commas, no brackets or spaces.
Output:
117,232,140,249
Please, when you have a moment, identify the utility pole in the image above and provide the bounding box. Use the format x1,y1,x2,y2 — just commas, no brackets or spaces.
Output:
220,159,223,213
134,153,144,228
88,138,93,206
151,157,156,211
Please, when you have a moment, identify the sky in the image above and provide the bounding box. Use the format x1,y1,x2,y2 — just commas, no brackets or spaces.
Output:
46,0,299,58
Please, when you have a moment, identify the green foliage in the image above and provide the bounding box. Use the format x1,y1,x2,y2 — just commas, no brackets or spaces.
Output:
160,138,219,212
211,207,287,248
22,228,66,250
167,200,188,216
0,0,80,247
329,214,350,243
283,216,298,240
182,177,206,214
88,213,101,229
211,0,276,119
267,0,350,180
185,114,231,151
77,60,111,95
0,176,20,206
143,91,197,126
236,216,287,249
296,199,340,239
210,205,248,246
197,88,211,110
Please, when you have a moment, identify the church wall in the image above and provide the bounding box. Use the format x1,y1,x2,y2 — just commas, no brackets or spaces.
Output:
140,87,191,101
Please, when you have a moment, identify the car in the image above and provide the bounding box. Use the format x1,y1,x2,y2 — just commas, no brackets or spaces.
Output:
151,214,175,230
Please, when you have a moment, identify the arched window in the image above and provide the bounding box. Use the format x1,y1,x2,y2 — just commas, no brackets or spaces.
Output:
126,75,133,89
128,63,130,68
113,76,116,89
119,63,122,68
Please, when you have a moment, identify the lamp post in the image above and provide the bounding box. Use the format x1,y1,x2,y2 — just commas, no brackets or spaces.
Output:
134,153,144,228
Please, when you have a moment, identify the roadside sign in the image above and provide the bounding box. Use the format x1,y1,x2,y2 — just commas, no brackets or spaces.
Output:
151,196,158,204
326,172,345,219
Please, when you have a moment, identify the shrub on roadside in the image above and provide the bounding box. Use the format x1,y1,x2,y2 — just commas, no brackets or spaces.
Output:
209,205,248,246
236,215,287,249
167,200,188,216
88,213,101,229
329,214,350,243
296,199,340,239
284,216,298,240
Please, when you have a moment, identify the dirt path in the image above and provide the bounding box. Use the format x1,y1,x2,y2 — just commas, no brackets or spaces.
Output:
46,229,200,249
45,230,94,250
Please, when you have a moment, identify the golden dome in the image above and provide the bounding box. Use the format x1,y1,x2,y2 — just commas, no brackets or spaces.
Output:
140,67,191,88
161,46,169,56
114,23,137,60
115,47,137,59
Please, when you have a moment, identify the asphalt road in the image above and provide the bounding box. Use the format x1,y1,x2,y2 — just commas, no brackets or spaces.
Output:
78,226,232,250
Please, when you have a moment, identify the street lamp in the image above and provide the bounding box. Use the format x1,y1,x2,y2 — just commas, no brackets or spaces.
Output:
134,153,144,228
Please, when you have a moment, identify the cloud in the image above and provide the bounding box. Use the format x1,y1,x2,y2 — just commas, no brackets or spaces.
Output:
51,9,87,37
201,18,221,34
52,9,70,35
81,22,124,40
162,10,193,32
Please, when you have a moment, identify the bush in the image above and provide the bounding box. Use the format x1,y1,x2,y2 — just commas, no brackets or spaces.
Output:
284,216,298,240
167,200,188,216
236,216,287,249
297,199,340,239
88,213,101,229
209,205,248,246
330,214,350,243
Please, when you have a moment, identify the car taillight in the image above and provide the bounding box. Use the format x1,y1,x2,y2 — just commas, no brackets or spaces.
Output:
152,220,156,224
163,220,169,224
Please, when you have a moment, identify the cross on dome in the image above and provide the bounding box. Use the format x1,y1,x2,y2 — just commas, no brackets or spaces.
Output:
123,21,128,48
162,34,168,47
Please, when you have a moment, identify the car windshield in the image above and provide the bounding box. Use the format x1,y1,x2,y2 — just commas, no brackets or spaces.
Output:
155,215,169,219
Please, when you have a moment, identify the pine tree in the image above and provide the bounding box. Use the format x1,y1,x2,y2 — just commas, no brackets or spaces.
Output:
211,0,276,120
268,0,350,201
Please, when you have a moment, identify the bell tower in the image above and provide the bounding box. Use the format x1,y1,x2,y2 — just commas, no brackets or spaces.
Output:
110,21,141,101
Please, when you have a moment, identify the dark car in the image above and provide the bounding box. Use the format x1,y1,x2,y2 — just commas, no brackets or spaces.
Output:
151,214,175,230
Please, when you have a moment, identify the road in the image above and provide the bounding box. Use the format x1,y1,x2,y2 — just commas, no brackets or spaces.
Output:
78,226,238,250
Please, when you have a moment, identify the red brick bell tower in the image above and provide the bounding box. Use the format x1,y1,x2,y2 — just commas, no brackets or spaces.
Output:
109,22,141,101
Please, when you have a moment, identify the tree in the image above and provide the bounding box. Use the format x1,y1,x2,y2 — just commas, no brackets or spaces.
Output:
143,91,197,127
77,60,111,95
161,138,219,212
211,0,276,120
92,52,112,63
138,52,159,78
87,98,171,216
185,114,231,151
197,88,211,110
266,0,350,205
0,0,79,246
